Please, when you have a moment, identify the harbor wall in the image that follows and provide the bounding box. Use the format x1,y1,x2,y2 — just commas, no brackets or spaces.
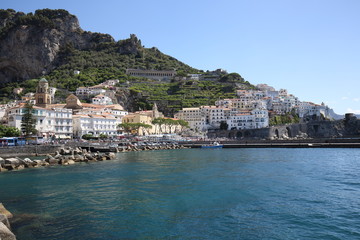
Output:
0,145,64,158
207,118,360,140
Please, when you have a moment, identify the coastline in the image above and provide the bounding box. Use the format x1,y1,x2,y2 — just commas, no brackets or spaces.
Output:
0,137,359,159
181,138,360,148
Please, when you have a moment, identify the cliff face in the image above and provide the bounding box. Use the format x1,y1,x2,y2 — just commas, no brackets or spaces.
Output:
0,9,114,85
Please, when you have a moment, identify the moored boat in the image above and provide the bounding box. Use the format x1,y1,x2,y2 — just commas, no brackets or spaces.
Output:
201,142,223,148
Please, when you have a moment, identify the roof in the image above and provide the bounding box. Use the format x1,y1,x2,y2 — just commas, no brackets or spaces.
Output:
106,104,125,111
73,114,90,118
39,78,48,83
81,103,107,109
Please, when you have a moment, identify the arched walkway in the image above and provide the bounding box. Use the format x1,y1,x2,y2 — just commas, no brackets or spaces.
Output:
275,129,279,138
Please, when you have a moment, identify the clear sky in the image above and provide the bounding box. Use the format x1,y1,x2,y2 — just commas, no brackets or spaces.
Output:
2,0,360,114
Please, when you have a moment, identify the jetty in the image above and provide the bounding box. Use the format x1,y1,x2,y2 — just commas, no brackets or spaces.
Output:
181,138,360,148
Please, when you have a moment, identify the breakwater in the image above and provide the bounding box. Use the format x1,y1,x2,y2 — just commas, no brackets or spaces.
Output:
0,147,117,172
0,143,187,173
181,138,360,148
0,203,15,240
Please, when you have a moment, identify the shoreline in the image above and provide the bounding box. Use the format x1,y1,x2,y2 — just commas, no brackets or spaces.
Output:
0,138,359,158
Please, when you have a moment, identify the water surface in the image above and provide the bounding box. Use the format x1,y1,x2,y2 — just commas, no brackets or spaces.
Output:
1,148,360,239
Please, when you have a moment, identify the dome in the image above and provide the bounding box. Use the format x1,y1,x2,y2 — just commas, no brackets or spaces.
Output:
39,78,48,83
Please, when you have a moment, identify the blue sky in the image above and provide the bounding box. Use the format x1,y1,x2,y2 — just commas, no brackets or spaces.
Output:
2,0,360,114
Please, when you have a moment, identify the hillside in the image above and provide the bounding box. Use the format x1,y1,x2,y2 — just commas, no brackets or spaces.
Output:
0,8,255,115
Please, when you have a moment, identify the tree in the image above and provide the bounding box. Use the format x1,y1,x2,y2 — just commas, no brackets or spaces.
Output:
220,121,228,130
219,73,245,83
0,125,21,137
99,133,108,139
176,119,189,133
118,123,150,135
82,134,95,140
21,103,37,137
118,123,134,135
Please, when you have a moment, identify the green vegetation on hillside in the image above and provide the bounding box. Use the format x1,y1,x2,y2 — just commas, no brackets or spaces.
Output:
0,8,257,114
127,79,246,114
269,110,300,126
0,9,73,39
45,43,199,91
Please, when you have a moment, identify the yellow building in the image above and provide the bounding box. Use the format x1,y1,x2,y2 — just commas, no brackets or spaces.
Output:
122,113,157,135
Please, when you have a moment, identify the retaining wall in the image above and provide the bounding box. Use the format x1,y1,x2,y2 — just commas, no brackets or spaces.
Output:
0,145,64,158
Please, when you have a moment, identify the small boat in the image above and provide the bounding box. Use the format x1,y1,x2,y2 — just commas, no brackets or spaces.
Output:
201,142,223,148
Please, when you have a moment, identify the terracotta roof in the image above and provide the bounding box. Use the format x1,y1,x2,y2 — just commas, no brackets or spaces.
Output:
81,103,107,109
73,114,90,118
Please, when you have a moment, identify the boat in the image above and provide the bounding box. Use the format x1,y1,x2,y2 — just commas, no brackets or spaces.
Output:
201,142,223,148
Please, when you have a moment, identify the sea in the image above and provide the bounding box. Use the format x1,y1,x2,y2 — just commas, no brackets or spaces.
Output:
1,148,360,240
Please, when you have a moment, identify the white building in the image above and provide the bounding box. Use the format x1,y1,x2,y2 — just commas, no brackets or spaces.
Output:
298,102,329,118
76,86,106,97
73,114,120,138
100,79,119,87
226,109,269,130
7,104,73,139
175,104,269,132
91,94,113,105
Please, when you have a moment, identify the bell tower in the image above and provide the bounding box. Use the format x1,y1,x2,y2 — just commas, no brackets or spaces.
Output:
35,78,51,108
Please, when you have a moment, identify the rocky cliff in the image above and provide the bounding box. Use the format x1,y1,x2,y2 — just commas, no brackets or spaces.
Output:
0,9,114,86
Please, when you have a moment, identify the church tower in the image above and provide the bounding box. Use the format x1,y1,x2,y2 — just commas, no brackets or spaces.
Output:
152,102,160,118
35,78,51,108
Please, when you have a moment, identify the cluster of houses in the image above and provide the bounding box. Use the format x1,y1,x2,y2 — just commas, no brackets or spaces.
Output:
0,72,331,139
175,84,330,132
1,78,186,139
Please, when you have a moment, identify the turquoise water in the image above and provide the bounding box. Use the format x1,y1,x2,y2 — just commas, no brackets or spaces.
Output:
1,148,360,239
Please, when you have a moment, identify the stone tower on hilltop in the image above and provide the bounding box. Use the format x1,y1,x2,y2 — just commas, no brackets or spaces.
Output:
35,78,51,108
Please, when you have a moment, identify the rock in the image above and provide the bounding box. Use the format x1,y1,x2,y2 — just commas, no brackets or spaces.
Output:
60,159,68,165
0,203,13,219
0,222,16,240
47,158,59,165
15,165,25,171
73,154,84,162
20,158,35,168
33,160,45,166
4,158,21,167
67,160,75,165
84,154,94,161
0,214,10,229
106,152,116,160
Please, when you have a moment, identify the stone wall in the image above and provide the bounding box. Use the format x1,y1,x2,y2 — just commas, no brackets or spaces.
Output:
207,118,360,140
0,145,64,158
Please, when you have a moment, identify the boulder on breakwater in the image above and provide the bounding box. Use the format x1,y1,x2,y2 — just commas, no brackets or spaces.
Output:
0,203,16,240
0,147,118,172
